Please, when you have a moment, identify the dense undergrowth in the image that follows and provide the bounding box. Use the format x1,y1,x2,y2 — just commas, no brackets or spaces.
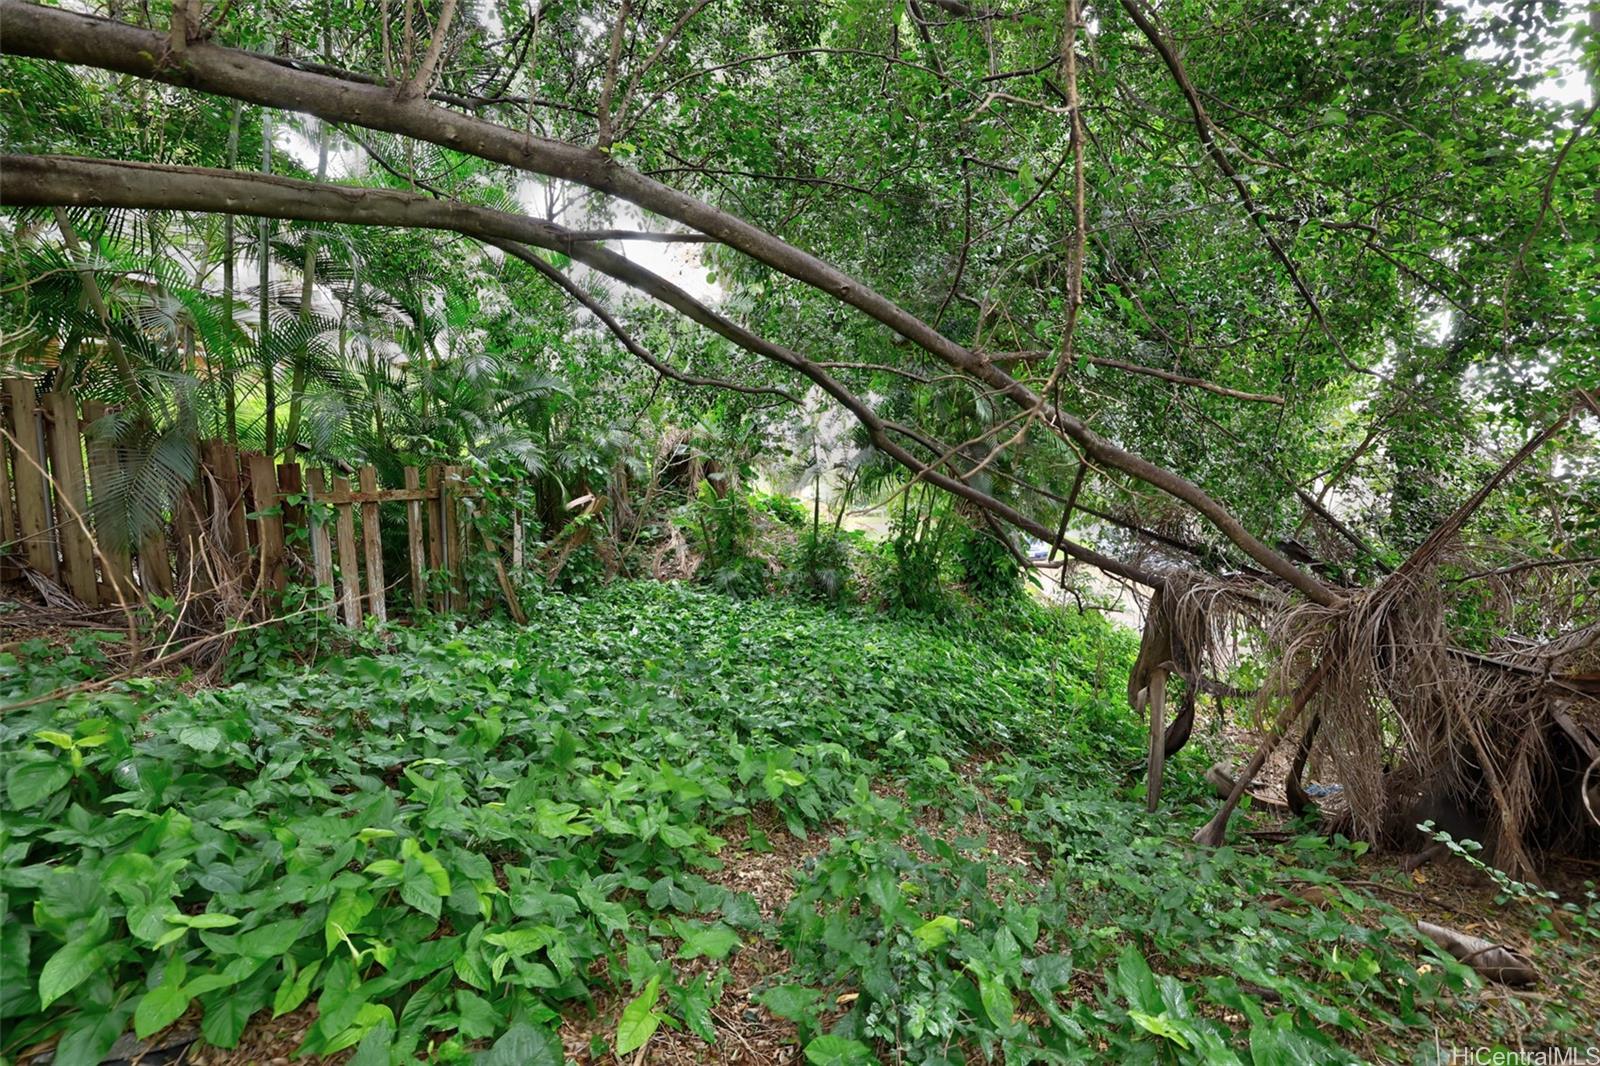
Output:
2,584,1595,1064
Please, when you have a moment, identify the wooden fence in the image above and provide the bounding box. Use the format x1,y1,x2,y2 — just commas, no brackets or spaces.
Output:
0,378,506,625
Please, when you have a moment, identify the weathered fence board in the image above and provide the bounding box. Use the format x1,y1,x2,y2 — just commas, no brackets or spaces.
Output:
358,465,386,622
246,453,286,596
332,474,361,626
0,423,17,582
2,377,516,628
174,470,215,599
3,379,57,579
305,469,336,620
81,401,133,604
203,438,249,562
442,466,463,612
139,528,175,598
425,465,444,611
41,393,99,606
404,466,425,607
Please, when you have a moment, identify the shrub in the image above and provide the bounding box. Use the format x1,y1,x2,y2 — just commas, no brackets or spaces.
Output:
750,489,808,528
785,531,854,603
954,524,1022,601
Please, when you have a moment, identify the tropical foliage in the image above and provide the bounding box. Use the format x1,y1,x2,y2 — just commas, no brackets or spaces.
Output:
6,585,1596,1063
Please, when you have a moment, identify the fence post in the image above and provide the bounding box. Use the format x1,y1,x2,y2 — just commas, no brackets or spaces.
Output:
332,474,362,626
81,401,134,604
40,393,100,606
278,460,304,535
425,465,444,611
404,466,425,612
305,469,337,620
0,418,17,582
442,465,462,612
246,453,286,596
2,379,57,579
138,526,175,599
173,464,214,600
203,439,249,563
358,465,386,622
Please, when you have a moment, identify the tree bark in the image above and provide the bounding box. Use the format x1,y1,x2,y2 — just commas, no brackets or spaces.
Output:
258,104,275,456
594,0,631,148
222,100,241,444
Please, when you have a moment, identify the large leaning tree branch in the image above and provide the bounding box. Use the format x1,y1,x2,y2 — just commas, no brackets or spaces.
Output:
0,153,1156,589
984,350,1284,404
0,1,1335,606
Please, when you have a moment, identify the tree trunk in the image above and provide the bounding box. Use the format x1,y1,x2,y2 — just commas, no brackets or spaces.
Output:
258,106,276,456
283,119,331,452
222,100,242,444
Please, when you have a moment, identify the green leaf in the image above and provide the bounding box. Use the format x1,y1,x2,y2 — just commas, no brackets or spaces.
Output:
176,724,224,752
454,988,500,1040
348,1023,396,1066
55,1005,132,1066
39,938,108,1008
238,919,305,960
615,974,663,1055
1130,1010,1191,1049
7,759,70,808
912,915,958,951
327,889,374,951
402,838,452,896
324,1003,395,1055
758,984,823,1021
200,990,255,1049
134,981,191,1038
676,921,740,961
675,973,718,1042
977,972,1014,1029
804,1034,876,1065
1114,944,1162,1014
533,799,594,838
273,959,322,1017
175,912,241,929
400,867,443,917
475,1022,562,1065
1249,1014,1346,1065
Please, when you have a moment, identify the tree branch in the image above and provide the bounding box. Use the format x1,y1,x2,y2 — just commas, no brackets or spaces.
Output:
983,350,1284,404
399,0,458,99
0,5,1330,603
0,153,1155,587
594,0,632,148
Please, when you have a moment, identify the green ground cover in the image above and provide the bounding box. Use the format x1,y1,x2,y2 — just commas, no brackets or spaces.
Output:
2,584,1594,1064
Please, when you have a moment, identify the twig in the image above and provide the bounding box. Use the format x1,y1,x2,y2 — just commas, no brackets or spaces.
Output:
397,0,458,99
594,0,633,148
0,599,331,716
